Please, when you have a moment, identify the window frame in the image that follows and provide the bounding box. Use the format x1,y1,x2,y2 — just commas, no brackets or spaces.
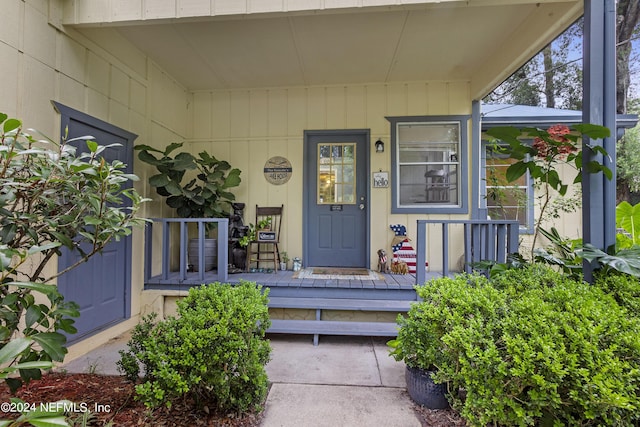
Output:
480,140,535,234
388,115,469,214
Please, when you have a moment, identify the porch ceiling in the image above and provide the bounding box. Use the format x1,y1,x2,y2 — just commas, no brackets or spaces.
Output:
77,1,583,98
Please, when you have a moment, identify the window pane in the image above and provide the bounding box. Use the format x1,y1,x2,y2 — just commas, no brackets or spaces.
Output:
317,143,357,204
397,122,460,207
485,145,530,228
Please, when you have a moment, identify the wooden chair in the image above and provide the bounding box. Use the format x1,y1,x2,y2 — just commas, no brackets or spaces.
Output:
247,205,283,271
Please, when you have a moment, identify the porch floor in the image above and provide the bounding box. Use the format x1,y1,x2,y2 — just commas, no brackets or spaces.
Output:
144,268,429,295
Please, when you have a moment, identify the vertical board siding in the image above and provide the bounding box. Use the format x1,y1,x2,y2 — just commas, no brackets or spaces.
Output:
191,81,472,267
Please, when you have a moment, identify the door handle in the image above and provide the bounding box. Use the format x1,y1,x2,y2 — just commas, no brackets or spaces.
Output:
359,203,365,210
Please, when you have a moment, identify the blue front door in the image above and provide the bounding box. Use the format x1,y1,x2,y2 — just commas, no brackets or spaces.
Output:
304,130,369,267
54,104,135,342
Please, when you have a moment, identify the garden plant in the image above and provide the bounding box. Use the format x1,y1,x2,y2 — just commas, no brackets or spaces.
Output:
393,265,640,426
0,113,147,426
118,281,271,414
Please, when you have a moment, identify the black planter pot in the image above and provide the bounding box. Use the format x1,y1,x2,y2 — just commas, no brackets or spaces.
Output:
405,366,450,409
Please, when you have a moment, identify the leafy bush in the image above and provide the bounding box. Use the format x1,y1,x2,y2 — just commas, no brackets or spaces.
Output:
118,281,271,413
594,270,640,313
393,266,640,426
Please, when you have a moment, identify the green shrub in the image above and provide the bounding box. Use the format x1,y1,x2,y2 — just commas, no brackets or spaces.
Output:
394,266,640,426
117,281,271,413
594,270,640,313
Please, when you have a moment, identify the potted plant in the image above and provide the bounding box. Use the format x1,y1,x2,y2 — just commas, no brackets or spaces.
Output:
388,296,450,409
238,217,271,248
280,251,290,271
135,142,241,271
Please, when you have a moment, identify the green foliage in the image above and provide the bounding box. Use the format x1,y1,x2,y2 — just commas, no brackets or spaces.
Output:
118,281,271,413
615,201,640,247
594,271,640,313
0,113,146,397
485,124,611,261
393,266,640,426
238,217,272,247
135,142,241,219
617,108,640,193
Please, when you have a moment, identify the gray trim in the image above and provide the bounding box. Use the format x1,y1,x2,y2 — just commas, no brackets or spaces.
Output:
303,129,371,268
471,101,484,220
582,0,617,281
386,115,470,215
52,101,136,323
52,102,138,143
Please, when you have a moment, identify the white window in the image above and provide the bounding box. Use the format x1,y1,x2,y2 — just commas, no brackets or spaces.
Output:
482,143,534,232
389,117,469,214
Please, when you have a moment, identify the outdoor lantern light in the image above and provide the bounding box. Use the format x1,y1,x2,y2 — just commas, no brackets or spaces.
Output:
375,139,384,153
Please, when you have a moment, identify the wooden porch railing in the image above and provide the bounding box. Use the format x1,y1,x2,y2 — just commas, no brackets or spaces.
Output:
144,218,229,283
415,219,520,284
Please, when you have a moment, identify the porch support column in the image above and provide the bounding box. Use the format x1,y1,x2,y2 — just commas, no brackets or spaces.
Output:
582,0,617,282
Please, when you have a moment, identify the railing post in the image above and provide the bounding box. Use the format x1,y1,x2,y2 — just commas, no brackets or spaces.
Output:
217,219,229,282
144,221,153,282
180,220,188,281
416,221,427,285
464,223,472,273
496,224,507,263
162,220,170,280
197,221,205,282
442,223,449,277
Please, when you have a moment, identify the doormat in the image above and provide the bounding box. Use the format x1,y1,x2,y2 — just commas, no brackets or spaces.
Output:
293,268,383,280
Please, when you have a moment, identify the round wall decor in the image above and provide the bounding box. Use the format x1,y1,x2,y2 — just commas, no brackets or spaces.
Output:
263,156,293,185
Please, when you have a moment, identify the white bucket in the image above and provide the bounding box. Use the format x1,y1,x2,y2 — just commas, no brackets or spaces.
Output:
188,238,217,272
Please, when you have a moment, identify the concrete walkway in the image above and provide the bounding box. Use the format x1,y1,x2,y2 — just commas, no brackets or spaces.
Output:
61,334,420,427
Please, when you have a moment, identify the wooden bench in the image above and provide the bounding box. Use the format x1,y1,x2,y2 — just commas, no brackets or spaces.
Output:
266,297,414,345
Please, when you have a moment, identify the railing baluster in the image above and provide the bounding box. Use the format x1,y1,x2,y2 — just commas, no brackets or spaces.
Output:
162,220,170,280
144,218,230,287
217,220,229,282
415,219,519,285
464,223,472,273
180,221,187,281
197,221,205,282
144,222,152,283
416,221,427,285
496,224,507,262
442,223,449,277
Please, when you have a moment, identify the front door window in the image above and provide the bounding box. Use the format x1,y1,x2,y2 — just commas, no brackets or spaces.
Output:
317,143,356,204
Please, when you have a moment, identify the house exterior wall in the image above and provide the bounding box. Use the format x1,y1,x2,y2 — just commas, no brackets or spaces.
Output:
0,0,191,360
185,81,472,270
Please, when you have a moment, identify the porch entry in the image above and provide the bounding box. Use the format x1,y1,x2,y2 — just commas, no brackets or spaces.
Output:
53,103,135,343
304,130,369,268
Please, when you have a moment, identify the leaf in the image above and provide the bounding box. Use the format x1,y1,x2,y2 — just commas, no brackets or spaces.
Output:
28,417,71,427
223,169,242,188
4,281,59,296
3,118,21,133
25,305,42,328
86,140,98,153
31,333,67,362
27,242,62,256
0,338,32,365
505,162,529,182
149,173,170,187
485,126,524,145
573,123,610,139
616,201,640,244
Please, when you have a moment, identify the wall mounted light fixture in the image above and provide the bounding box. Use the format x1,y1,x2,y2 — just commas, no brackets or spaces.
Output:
375,139,384,153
